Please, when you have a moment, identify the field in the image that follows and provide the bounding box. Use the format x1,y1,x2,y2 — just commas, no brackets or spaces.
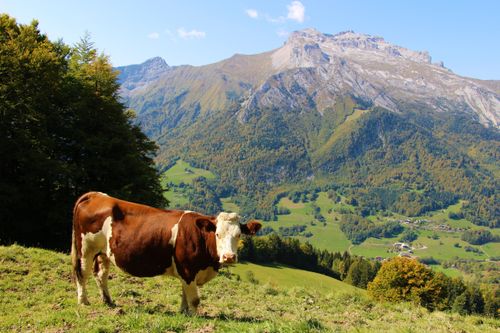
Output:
1,245,499,332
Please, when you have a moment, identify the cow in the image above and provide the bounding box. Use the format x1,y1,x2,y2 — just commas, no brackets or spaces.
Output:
71,192,261,314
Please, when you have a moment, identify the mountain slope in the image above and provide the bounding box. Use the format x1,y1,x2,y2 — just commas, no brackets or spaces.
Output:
116,29,499,224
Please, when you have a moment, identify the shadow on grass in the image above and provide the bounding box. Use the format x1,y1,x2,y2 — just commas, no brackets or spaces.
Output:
119,305,262,323
198,312,264,323
239,261,286,270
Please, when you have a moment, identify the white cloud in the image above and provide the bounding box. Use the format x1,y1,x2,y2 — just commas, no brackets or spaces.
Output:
287,1,305,23
277,29,289,38
246,9,258,19
265,14,285,24
147,32,160,39
177,28,206,39
165,29,177,42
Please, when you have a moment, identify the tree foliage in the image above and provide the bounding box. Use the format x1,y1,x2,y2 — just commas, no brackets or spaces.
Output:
368,257,438,308
0,15,166,249
461,229,499,245
339,214,403,244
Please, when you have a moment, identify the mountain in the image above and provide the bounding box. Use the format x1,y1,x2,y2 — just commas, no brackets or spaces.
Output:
116,29,499,225
116,56,170,93
119,29,499,130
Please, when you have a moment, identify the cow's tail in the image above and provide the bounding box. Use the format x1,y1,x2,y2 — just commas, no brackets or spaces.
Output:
71,192,94,281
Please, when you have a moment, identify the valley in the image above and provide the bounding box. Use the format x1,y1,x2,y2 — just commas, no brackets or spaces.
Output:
161,159,499,283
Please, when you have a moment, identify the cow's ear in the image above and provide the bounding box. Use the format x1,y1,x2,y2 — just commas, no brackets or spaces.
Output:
240,220,262,236
196,218,216,233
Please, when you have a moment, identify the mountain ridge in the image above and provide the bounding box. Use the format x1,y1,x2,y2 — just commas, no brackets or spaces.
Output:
118,28,499,128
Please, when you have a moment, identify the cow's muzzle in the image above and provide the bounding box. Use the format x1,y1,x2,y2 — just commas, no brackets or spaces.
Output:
221,253,237,264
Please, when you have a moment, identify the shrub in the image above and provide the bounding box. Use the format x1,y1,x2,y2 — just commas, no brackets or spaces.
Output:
367,257,445,310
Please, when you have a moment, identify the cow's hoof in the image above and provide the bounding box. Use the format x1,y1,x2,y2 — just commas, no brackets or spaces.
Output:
181,307,197,316
78,299,90,306
104,300,116,308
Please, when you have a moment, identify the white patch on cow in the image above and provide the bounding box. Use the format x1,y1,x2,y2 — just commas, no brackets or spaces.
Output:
169,223,179,247
165,211,191,278
164,257,179,278
80,230,106,256
195,266,217,286
102,216,116,265
169,210,191,247
215,212,242,263
80,216,115,266
97,192,109,196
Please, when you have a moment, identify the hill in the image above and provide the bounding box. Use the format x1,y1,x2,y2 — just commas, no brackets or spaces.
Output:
1,245,499,332
229,262,362,295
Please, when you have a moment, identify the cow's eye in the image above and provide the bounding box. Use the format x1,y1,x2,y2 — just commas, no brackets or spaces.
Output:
216,233,220,239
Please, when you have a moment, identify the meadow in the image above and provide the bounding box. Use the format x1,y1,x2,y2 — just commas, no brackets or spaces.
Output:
1,245,498,332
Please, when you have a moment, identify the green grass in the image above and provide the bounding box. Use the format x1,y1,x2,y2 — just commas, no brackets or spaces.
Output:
414,230,489,261
164,188,190,208
265,196,352,253
162,159,216,185
229,262,362,295
160,159,217,208
350,237,400,259
221,197,240,213
2,245,499,332
428,265,462,278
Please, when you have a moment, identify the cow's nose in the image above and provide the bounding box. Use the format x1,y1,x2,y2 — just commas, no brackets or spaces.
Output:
223,253,236,263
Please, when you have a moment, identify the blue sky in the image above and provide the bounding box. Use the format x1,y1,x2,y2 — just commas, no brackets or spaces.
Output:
1,0,499,79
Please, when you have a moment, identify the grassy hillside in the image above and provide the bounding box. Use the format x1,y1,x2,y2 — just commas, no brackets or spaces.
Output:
229,262,362,295
1,245,499,332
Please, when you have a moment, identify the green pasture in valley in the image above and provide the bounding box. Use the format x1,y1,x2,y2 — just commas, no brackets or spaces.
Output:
161,160,216,185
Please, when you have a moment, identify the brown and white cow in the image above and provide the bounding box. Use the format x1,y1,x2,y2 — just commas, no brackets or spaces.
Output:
71,192,261,314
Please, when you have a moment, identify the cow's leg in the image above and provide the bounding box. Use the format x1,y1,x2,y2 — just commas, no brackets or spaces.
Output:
76,252,94,305
93,254,113,306
180,282,200,315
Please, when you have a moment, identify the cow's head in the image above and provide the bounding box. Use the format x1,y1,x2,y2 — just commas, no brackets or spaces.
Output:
214,212,261,264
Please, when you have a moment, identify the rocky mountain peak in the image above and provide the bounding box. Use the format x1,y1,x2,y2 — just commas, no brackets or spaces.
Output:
282,28,432,66
118,28,499,128
117,57,170,94
142,56,169,70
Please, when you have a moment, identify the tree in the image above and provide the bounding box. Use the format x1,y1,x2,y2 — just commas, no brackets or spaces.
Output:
0,15,166,249
399,229,419,243
452,286,485,315
367,257,446,310
345,257,378,288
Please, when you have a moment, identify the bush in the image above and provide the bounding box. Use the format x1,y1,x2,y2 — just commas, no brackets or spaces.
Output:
367,257,444,310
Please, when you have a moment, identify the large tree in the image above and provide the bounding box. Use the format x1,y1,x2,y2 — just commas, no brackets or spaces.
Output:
0,15,166,249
